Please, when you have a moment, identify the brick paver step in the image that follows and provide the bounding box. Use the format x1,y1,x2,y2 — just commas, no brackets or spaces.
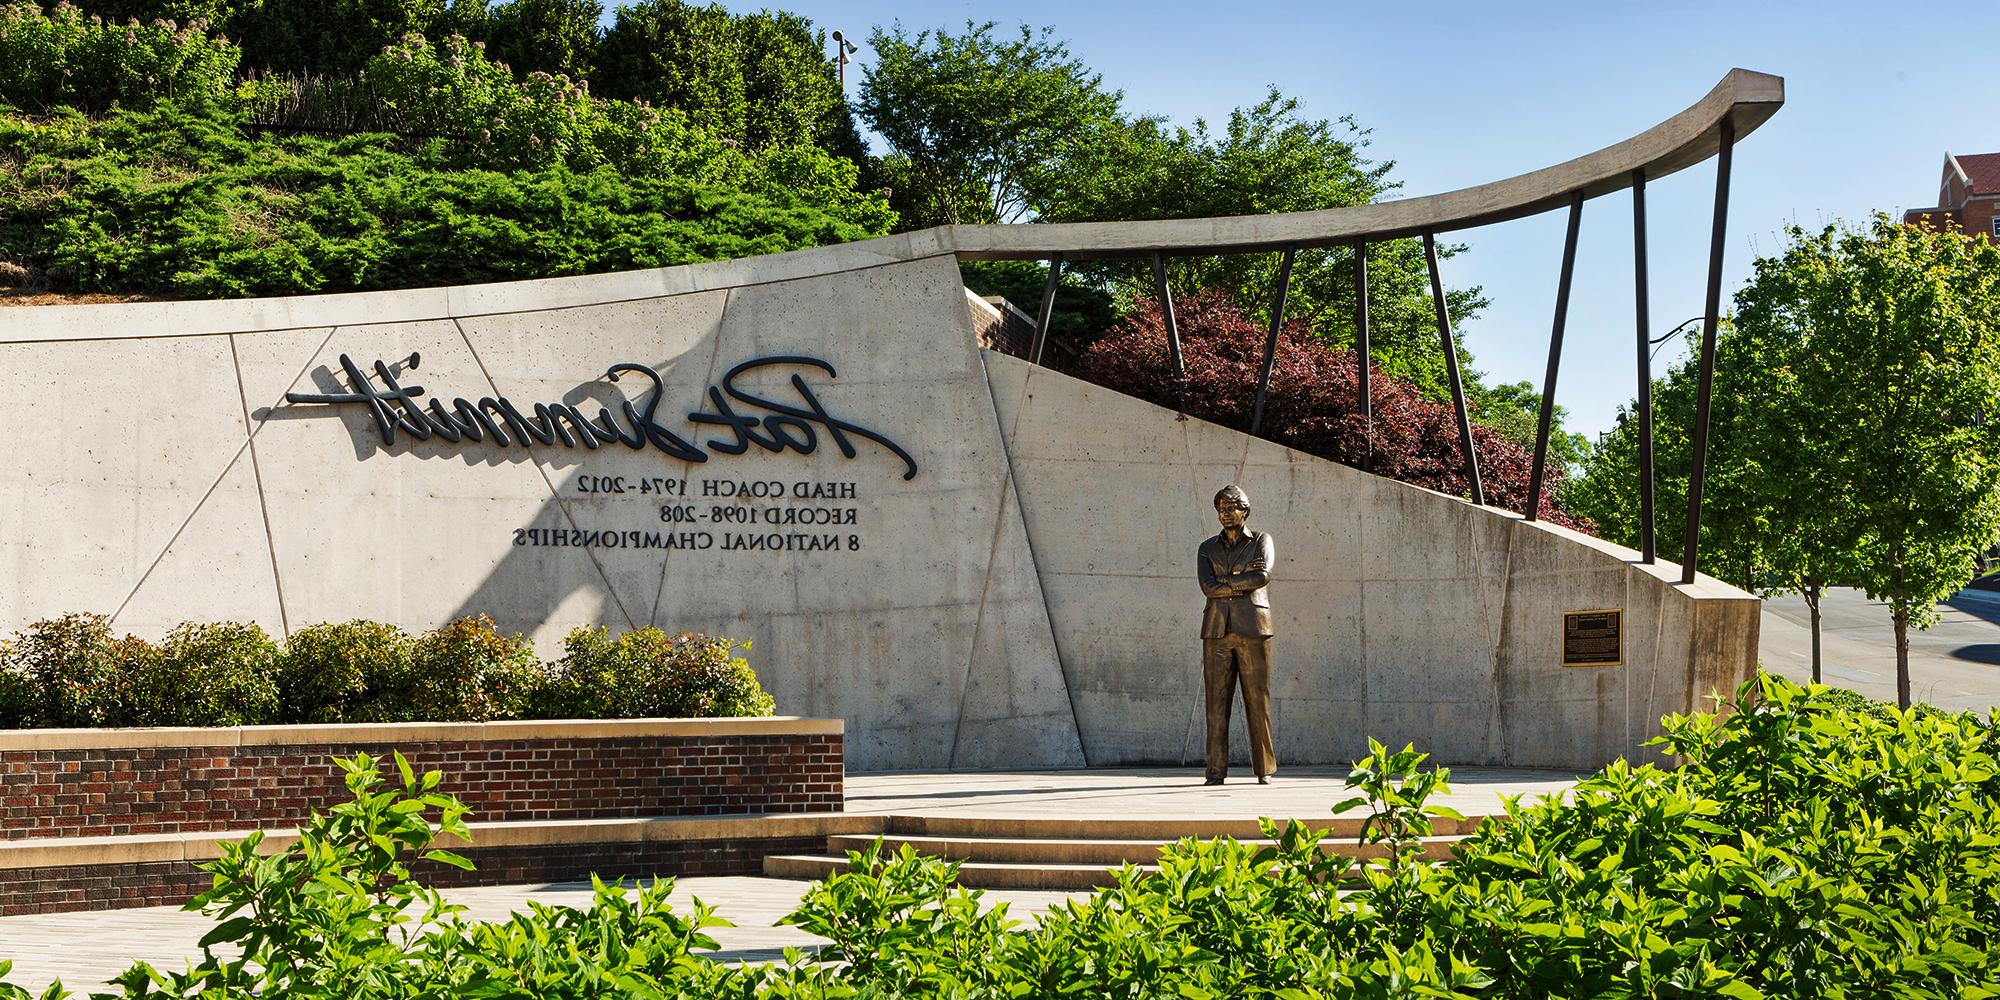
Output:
824,833,1470,866
765,853,1157,890
877,813,1497,841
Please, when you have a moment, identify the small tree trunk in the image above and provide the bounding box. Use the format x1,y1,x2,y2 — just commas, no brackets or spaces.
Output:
1803,580,1822,684
1892,602,1911,710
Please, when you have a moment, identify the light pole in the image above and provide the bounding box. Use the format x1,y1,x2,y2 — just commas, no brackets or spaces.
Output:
831,30,859,90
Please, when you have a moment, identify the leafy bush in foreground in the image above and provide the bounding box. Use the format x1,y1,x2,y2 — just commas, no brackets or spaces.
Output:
786,675,2000,996
3,675,1992,998
0,751,746,998
0,612,776,728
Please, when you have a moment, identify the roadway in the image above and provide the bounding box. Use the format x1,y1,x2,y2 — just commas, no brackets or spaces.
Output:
1758,586,2000,713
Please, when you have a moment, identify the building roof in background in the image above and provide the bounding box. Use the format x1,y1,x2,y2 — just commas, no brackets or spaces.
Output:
1954,152,2000,196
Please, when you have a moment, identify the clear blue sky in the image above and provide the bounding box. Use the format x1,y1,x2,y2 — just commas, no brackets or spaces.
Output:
617,1,1996,440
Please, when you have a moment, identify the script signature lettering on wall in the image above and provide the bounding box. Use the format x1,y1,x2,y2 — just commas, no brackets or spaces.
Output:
285,353,918,480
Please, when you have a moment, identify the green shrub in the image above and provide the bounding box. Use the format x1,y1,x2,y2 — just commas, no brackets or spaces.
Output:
274,619,413,723
0,103,894,298
0,615,284,727
126,621,281,726
0,614,771,729
0,611,133,726
355,31,598,170
542,626,774,720
0,652,31,728
0,1,239,114
397,615,543,722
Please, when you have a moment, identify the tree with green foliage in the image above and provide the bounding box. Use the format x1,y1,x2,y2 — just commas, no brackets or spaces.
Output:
1730,241,1865,683
58,0,249,31
903,47,1497,407
593,1,737,134
857,20,1123,228
226,0,476,75
477,0,601,81
1574,322,1778,588
1460,379,1590,480
1769,217,2000,707
1043,87,1491,400
593,0,850,154
1576,218,2000,704
1574,314,1853,685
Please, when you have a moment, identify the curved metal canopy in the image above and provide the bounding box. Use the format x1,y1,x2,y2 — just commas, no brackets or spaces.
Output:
946,68,1782,260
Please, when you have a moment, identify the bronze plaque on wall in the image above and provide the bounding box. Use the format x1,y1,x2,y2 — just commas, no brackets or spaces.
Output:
1561,609,1623,667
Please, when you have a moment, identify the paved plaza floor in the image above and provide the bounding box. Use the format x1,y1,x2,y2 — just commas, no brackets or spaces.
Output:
0,766,1578,993
842,765,1579,822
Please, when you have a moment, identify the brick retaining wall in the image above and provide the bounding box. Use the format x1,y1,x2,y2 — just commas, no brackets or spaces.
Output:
0,719,843,839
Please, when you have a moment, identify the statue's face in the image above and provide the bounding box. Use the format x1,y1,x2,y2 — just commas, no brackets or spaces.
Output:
1216,501,1248,531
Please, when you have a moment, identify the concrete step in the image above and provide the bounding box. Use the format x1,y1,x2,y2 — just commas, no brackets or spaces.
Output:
824,833,1468,866
765,853,1158,890
877,814,1494,840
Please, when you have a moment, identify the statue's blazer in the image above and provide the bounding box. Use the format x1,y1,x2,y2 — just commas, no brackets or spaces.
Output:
0,72,1774,771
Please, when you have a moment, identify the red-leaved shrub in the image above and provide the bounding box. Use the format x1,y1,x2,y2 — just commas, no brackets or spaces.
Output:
1078,292,1586,530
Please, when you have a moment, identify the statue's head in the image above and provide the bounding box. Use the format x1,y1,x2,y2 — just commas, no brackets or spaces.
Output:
1214,484,1249,531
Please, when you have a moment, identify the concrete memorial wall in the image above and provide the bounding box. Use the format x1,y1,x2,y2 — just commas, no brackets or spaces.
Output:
0,233,1759,771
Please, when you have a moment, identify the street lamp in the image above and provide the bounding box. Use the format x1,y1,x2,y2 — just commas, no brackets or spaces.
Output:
831,30,859,90
1651,316,1704,362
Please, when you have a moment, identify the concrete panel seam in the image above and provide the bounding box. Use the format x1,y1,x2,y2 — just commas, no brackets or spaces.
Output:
451,317,637,630
1680,584,1697,718
1649,575,1665,727
104,320,338,630
229,332,292,638
1624,570,1634,748
944,381,1021,766
1179,419,1204,768
650,288,738,629
1486,522,1518,762
1231,426,1254,484
976,354,1088,765
948,465,1017,767
110,443,251,627
241,322,337,634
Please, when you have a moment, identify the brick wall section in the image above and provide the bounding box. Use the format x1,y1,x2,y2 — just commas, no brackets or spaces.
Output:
0,734,843,839
0,835,829,916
